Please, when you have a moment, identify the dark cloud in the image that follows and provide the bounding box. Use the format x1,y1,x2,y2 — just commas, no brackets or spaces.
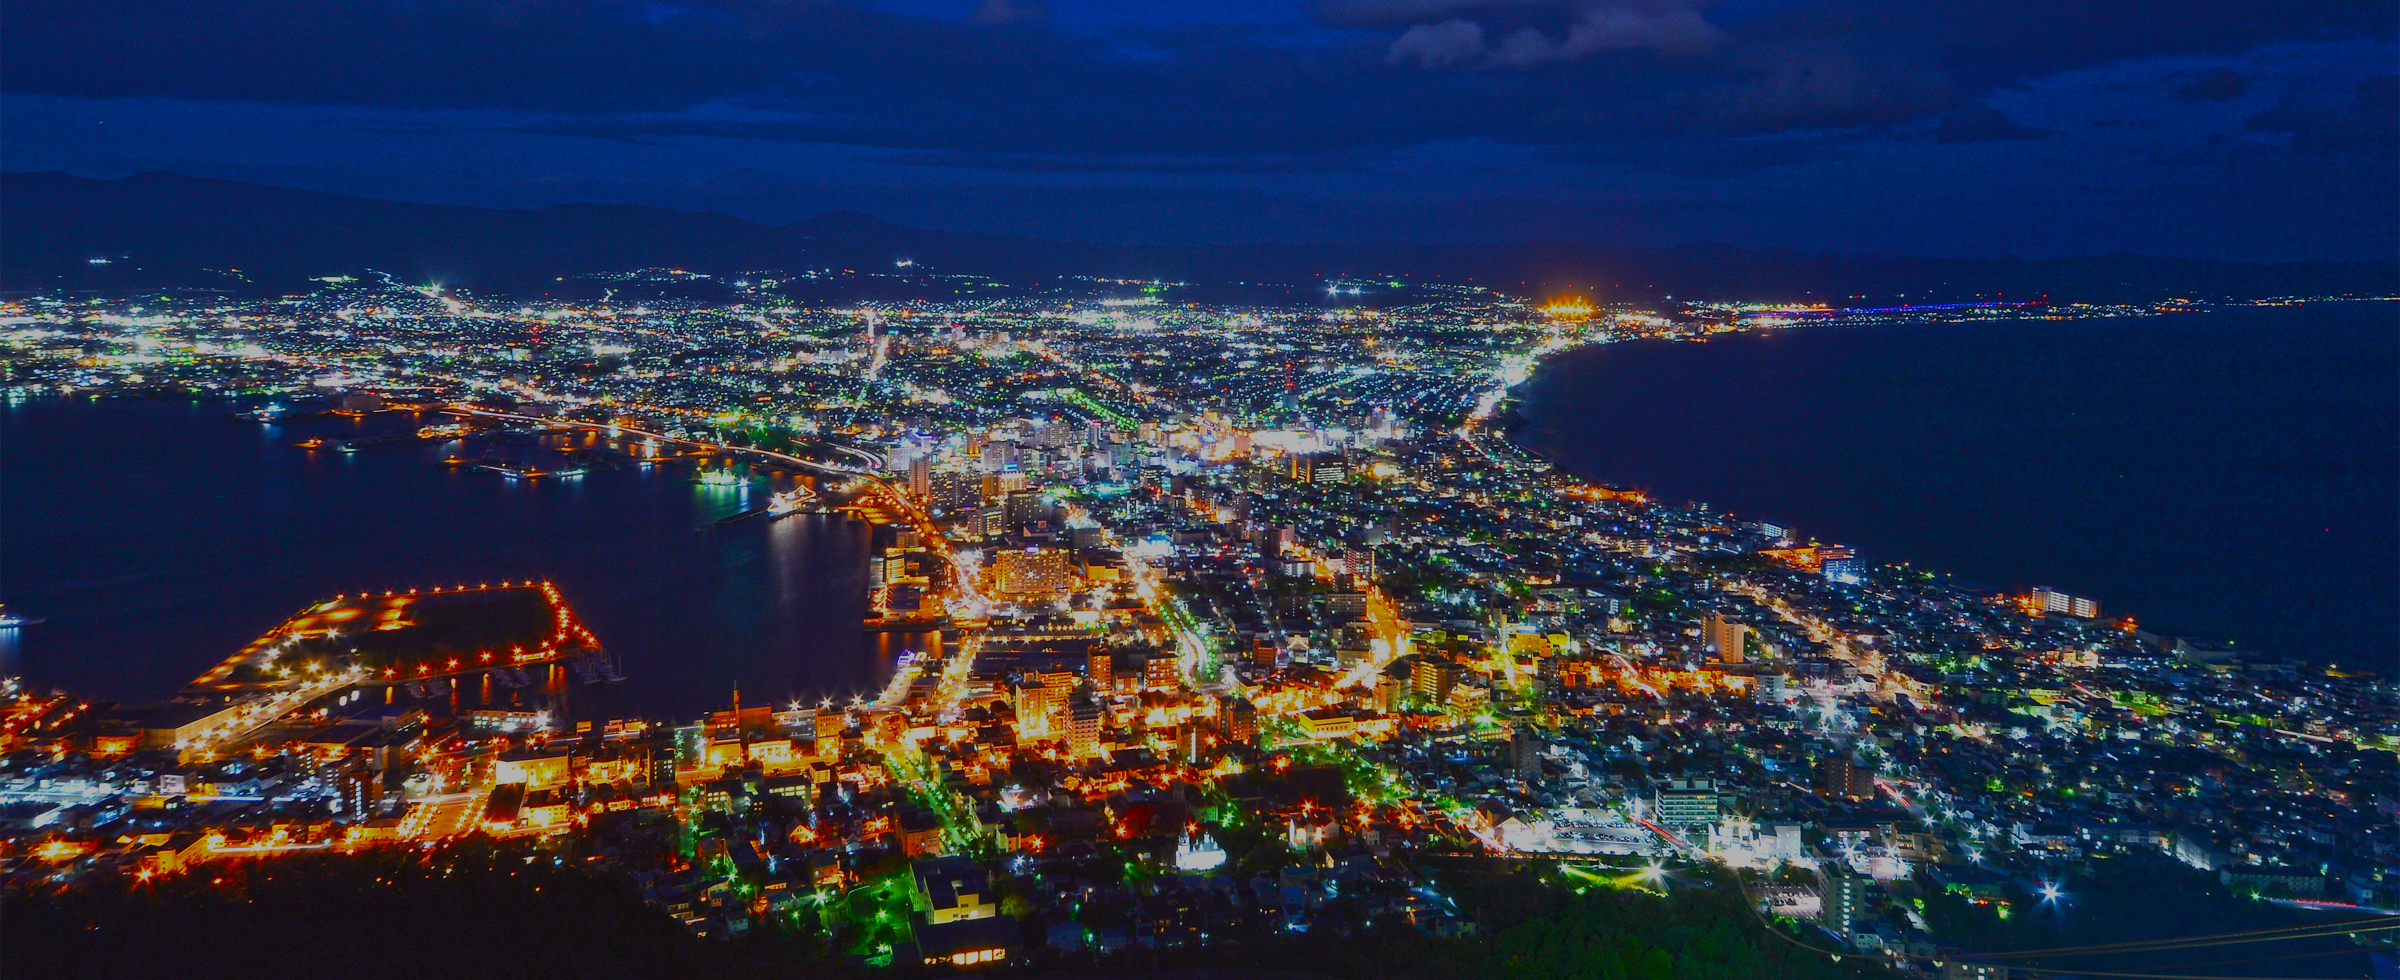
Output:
970,0,1050,25
2246,75,2400,155
1679,41,1952,133
6,0,2388,156
878,150,1383,174
2172,66,2250,102
2,0,2393,259
1389,20,1488,67
1935,103,2054,143
1537,134,1860,176
1342,0,1726,66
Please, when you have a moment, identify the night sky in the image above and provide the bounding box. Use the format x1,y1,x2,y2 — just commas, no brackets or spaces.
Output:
5,1,2394,259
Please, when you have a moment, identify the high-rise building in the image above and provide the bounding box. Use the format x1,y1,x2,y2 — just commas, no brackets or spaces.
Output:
1143,654,1181,691
1343,547,1376,582
981,470,1027,502
1290,453,1346,484
2029,587,2101,619
1508,729,1543,776
1218,696,1256,745
1817,756,1873,801
1013,679,1067,738
879,549,913,586
979,440,1014,474
1819,867,1868,936
1654,778,1719,827
1066,699,1104,759
1327,592,1369,619
641,731,679,786
1002,489,1046,531
929,471,980,515
340,766,382,819
908,457,932,499
815,711,848,755
1409,656,1461,706
1253,525,1293,557
1085,651,1112,687
994,547,1072,597
1704,611,1747,664
1249,636,1282,668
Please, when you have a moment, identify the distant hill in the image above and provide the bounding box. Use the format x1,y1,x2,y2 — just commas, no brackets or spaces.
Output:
4,171,2391,302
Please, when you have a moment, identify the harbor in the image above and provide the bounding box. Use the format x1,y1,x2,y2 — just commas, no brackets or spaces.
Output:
3,397,901,716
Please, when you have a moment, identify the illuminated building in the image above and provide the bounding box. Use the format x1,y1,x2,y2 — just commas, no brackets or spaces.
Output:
910,856,997,924
1654,777,1719,828
493,749,571,790
2028,586,2101,619
1066,699,1103,758
981,470,1026,501
994,547,1072,597
1174,827,1228,871
1142,654,1180,691
877,548,917,587
813,709,848,745
1819,866,1868,937
1817,756,1872,801
1253,524,1292,557
1508,728,1542,775
1704,611,1747,664
978,440,1016,475
907,457,932,499
1218,696,1256,745
1013,679,1067,737
929,471,980,514
339,767,382,819
1408,656,1461,705
1327,592,1368,620
1002,488,1046,531
1289,453,1346,484
1343,547,1376,582
899,807,945,857
1293,709,1397,742
1818,546,1863,584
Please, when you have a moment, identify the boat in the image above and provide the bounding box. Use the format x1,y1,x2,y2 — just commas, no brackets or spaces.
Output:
698,469,743,487
470,458,551,479
0,605,44,628
765,486,817,516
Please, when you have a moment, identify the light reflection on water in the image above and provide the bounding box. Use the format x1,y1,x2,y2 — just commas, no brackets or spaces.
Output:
2,397,902,717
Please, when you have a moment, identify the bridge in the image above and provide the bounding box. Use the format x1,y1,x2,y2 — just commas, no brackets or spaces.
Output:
447,406,876,480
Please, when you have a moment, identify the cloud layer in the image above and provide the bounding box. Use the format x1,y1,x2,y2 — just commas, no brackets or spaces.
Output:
1,1,2391,258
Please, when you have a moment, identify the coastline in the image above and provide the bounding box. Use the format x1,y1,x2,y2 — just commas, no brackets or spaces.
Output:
1502,303,2400,673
